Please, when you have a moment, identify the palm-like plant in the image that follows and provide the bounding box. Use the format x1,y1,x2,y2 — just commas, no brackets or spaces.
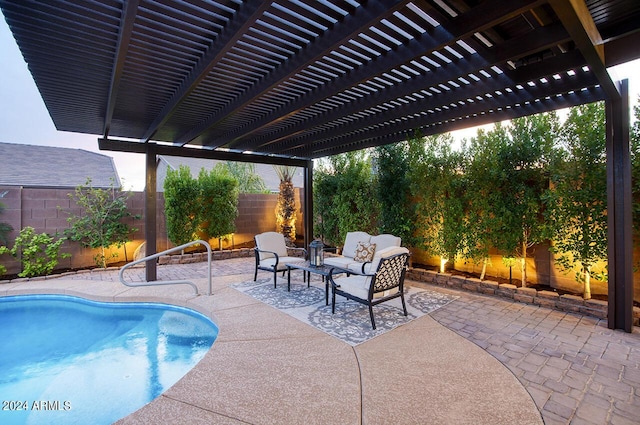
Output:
274,165,298,244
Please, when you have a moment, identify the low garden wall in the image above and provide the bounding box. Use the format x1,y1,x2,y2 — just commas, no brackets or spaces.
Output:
406,267,640,327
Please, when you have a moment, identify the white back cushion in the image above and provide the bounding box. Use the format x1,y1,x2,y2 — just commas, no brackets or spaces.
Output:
369,234,401,251
366,246,410,273
342,231,371,258
255,232,288,260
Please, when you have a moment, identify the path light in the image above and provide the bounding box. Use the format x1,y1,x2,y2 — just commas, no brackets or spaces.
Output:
309,239,324,267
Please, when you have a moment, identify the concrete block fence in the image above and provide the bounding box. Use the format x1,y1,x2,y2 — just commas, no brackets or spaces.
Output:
0,186,304,275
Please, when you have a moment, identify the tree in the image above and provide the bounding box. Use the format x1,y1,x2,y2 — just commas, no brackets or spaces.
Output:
0,201,12,246
224,162,268,193
65,179,139,268
502,113,558,286
313,151,379,247
163,166,201,246
274,165,298,244
464,129,503,279
199,166,239,246
546,102,607,299
409,133,467,273
373,142,415,245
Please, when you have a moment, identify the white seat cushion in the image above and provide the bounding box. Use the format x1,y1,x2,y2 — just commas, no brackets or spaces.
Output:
259,256,305,271
324,256,358,270
333,275,372,299
333,274,399,299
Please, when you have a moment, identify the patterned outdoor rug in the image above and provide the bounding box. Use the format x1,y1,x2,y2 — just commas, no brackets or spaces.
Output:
232,276,458,346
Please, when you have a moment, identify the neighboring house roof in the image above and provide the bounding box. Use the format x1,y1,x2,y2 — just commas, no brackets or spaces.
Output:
0,142,120,188
157,156,303,192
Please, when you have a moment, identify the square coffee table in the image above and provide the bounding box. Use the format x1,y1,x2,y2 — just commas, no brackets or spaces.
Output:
285,261,346,305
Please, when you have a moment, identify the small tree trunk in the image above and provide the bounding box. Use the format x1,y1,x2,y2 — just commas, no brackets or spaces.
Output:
521,239,527,288
440,257,448,274
100,246,107,268
584,267,592,300
480,258,487,280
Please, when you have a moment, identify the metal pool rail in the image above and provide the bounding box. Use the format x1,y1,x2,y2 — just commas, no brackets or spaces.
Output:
119,240,212,296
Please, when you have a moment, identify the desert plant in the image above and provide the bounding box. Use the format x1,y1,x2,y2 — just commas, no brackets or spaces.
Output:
0,226,69,277
274,165,298,244
65,178,139,268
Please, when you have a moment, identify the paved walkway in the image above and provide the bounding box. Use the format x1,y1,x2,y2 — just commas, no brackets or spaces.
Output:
3,257,639,424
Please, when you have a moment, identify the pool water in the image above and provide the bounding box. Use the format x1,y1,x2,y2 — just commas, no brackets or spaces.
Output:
0,295,218,425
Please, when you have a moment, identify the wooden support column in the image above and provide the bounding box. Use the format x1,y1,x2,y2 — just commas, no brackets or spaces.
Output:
304,159,314,250
145,143,158,282
606,79,633,332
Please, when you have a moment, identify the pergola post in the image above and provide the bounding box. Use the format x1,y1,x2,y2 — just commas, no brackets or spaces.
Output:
145,143,158,282
304,159,314,250
606,79,633,332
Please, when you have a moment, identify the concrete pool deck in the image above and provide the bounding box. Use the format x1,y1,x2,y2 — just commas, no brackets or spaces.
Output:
1,257,638,424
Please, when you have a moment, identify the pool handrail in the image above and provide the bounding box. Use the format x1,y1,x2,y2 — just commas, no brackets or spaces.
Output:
119,240,212,296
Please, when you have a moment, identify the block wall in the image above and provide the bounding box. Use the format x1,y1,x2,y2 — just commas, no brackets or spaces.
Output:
0,186,304,275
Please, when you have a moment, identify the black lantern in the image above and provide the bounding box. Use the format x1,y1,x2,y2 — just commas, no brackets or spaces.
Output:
309,239,324,267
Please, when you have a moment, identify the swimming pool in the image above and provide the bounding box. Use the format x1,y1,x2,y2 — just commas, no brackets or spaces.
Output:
0,294,218,425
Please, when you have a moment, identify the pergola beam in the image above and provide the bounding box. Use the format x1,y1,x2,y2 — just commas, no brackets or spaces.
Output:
606,79,633,332
144,143,158,281
103,0,139,138
98,138,309,168
549,0,620,100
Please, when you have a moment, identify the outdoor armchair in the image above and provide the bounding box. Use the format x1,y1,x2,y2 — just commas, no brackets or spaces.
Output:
328,251,410,330
254,232,306,287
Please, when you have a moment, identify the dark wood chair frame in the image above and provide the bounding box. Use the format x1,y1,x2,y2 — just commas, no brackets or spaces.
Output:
328,252,410,330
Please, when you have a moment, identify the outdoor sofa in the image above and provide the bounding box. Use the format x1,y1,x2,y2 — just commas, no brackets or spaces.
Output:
323,231,404,274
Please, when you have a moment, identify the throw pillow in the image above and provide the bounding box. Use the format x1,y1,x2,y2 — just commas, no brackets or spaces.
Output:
354,241,376,262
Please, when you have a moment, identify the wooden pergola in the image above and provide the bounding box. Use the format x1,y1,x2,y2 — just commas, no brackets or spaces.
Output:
1,0,638,330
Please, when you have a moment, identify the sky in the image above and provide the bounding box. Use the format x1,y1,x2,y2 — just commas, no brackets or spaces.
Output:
1,13,639,191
